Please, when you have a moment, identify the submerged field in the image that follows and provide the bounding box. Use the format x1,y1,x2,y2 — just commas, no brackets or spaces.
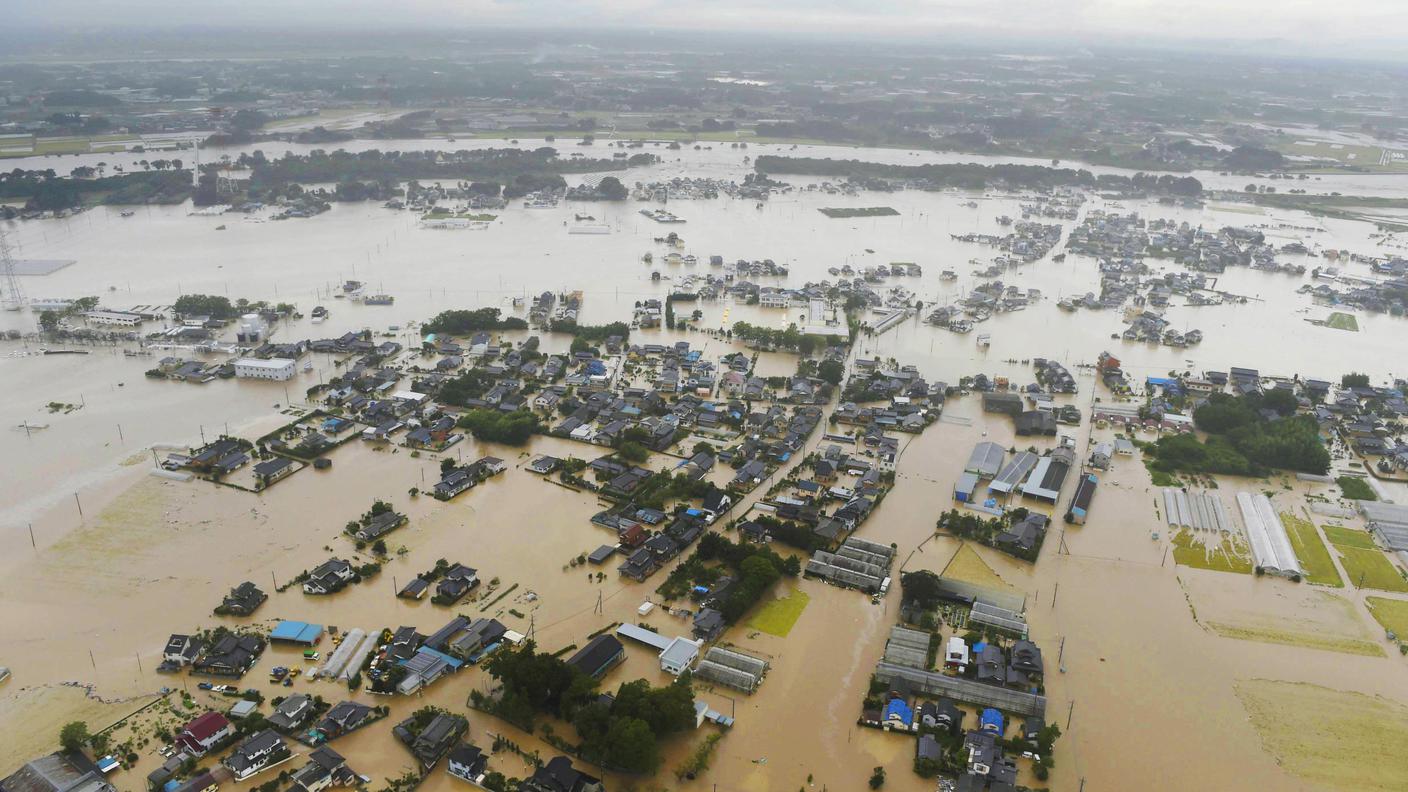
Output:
1325,312,1360,331
1184,573,1380,656
1236,679,1408,791
1171,528,1252,575
939,543,1012,590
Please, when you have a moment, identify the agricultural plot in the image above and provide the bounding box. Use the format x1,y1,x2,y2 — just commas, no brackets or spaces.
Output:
1281,514,1342,587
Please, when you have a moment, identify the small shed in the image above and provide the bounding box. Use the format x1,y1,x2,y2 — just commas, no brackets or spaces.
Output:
953,472,979,503
269,620,324,645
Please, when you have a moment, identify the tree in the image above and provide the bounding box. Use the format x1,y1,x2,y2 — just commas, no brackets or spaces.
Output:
618,441,649,464
900,570,944,609
59,721,90,753
457,409,541,445
371,539,387,555
1261,387,1298,416
603,716,659,773
868,766,886,789
597,176,628,200
816,359,845,386
38,310,60,332
229,109,270,131
1342,372,1371,389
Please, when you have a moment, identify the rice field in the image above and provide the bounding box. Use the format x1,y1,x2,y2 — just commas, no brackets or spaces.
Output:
1322,525,1377,549
940,543,1012,590
1335,547,1408,592
747,587,810,638
1171,528,1252,575
1325,312,1360,332
1365,597,1408,639
1281,513,1342,587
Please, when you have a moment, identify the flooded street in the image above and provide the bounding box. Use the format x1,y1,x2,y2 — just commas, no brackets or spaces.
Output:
2,140,1408,791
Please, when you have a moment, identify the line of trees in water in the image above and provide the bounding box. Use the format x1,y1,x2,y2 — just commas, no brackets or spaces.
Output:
753,155,1204,196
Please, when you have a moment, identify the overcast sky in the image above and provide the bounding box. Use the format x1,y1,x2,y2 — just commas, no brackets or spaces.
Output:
7,0,1406,56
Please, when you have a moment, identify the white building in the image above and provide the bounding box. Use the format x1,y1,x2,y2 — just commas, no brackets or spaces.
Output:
234,358,296,381
659,637,701,676
84,310,144,326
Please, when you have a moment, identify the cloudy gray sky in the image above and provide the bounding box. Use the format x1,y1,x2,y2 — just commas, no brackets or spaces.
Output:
7,0,1404,55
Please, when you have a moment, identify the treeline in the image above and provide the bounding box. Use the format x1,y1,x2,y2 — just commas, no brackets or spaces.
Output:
753,156,1203,196
0,169,192,210
173,294,293,320
1151,392,1329,476
730,321,832,354
479,641,695,773
231,148,643,194
423,307,528,335
548,319,631,342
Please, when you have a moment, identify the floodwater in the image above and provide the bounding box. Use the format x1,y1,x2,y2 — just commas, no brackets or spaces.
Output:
2,141,1408,791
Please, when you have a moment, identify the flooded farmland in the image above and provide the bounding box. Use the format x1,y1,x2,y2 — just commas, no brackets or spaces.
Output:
2,140,1408,792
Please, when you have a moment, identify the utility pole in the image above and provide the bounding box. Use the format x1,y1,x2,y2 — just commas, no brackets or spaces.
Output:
1051,582,1058,608
1067,699,1075,730
28,523,36,550
74,492,83,517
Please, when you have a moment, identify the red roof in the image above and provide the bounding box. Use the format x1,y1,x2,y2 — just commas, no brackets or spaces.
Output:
183,711,231,742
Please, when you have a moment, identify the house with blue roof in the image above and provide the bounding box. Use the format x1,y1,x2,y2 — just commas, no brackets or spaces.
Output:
884,697,915,731
980,708,1004,735
269,621,324,646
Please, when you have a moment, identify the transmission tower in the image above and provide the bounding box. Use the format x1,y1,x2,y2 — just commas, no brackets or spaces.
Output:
0,226,24,312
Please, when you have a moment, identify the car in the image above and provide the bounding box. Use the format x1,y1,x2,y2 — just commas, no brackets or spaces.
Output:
305,668,317,679
283,677,293,687
197,682,213,690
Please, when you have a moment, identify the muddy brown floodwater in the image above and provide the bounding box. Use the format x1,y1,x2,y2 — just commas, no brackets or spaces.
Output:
2,140,1408,791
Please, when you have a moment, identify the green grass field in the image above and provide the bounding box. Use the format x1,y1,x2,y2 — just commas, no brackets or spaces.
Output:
1281,514,1342,587
747,587,810,638
1323,525,1377,549
1335,546,1408,593
1326,312,1360,332
1279,139,1408,173
1335,476,1376,501
1172,529,1252,575
1365,597,1408,638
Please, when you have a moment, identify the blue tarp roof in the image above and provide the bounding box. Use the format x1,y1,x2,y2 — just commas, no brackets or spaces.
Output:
981,708,1004,733
885,698,914,723
270,620,324,644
